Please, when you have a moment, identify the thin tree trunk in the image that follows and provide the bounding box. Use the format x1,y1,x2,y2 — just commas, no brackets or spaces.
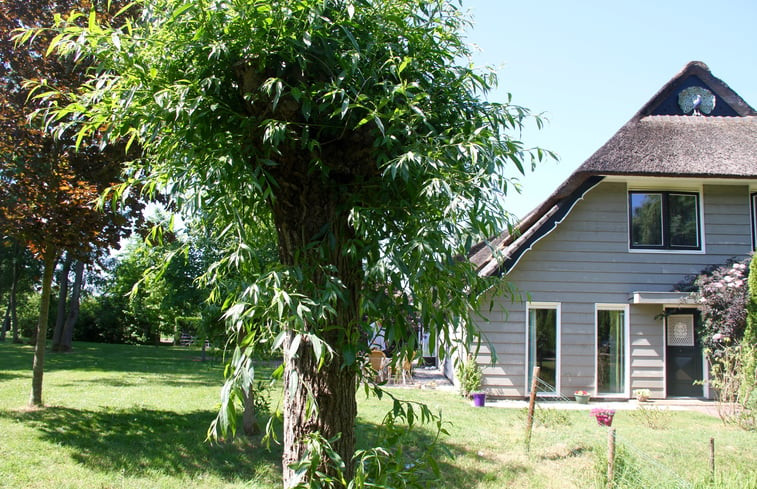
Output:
242,385,260,437
9,241,21,343
0,304,9,342
60,260,84,352
29,248,58,407
52,253,72,351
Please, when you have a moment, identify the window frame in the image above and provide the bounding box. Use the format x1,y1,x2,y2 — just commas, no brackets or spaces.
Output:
628,190,702,251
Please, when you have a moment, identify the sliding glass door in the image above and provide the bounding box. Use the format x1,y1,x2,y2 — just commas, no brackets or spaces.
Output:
527,305,558,393
597,307,626,394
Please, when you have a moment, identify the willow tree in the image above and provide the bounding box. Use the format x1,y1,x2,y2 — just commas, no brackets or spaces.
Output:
33,0,548,484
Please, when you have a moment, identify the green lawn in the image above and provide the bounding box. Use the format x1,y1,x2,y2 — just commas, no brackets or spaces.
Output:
0,342,755,488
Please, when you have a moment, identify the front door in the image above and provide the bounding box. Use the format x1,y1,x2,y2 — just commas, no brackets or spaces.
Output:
666,310,703,397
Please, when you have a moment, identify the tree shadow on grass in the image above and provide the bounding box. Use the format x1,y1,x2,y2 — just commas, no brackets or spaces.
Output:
0,406,282,483
2,401,514,487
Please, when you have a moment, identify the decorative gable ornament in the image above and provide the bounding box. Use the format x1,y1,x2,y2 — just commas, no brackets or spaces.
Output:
678,86,716,115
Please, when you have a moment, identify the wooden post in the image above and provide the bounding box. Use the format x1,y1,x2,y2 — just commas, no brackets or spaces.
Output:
607,427,616,489
709,437,715,479
524,366,540,453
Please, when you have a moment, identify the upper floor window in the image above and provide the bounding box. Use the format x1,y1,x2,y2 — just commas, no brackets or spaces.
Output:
629,191,701,250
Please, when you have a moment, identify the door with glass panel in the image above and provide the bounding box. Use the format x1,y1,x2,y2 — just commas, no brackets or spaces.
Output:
666,309,703,397
596,308,626,395
527,306,558,393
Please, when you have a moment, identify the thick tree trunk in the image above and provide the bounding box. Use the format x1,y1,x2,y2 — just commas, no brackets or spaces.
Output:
60,260,84,352
29,248,58,407
282,333,358,486
272,179,362,487
52,253,72,351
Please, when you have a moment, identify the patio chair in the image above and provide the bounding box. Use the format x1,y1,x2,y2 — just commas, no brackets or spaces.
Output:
368,349,389,382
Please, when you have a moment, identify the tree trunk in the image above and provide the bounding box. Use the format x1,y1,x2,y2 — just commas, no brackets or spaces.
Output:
271,177,362,487
29,248,58,407
0,304,9,341
52,253,72,351
9,241,21,343
60,260,84,352
282,333,358,486
242,385,260,437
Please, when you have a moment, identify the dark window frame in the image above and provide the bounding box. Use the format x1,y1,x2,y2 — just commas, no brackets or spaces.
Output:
628,191,701,251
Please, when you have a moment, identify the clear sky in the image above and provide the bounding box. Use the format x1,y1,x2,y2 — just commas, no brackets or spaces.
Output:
462,0,757,218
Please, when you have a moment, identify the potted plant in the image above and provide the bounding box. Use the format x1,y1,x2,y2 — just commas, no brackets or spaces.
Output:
457,356,485,407
590,408,616,426
633,388,650,402
574,390,591,404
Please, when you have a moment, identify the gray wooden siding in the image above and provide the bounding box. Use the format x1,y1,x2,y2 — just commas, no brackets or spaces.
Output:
476,181,751,398
629,304,665,396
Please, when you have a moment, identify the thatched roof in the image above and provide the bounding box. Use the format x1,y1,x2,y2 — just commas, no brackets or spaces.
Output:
579,115,757,178
472,61,757,277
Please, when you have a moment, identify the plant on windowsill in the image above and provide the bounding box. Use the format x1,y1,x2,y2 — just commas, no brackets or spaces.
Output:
633,388,651,402
574,390,591,404
457,356,485,406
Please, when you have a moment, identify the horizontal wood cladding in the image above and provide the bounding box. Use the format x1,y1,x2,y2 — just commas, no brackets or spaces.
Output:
476,181,752,398
508,182,752,302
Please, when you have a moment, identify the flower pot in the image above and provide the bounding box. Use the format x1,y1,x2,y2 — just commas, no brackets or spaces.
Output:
595,414,614,426
574,394,590,404
471,392,486,407
591,408,615,427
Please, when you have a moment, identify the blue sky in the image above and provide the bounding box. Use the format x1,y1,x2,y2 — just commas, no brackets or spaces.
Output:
462,0,757,218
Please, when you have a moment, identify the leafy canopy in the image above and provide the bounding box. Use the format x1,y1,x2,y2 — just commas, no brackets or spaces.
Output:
32,0,549,362
28,0,555,482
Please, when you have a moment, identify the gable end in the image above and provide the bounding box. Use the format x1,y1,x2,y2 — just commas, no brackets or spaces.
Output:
635,61,756,119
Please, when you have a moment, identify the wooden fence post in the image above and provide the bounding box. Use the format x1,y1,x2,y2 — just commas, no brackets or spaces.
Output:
709,437,715,479
607,427,616,489
524,366,540,453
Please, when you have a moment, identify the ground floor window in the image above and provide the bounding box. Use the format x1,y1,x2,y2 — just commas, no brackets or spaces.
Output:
527,304,559,393
751,193,757,250
596,307,626,394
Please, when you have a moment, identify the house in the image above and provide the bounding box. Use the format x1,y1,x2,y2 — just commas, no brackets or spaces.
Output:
466,61,757,400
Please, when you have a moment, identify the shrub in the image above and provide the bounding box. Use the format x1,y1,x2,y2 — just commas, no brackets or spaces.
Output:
456,356,482,397
687,258,749,350
521,407,572,427
629,405,672,430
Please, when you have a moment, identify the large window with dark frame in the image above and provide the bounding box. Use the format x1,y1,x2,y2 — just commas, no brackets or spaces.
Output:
628,191,701,250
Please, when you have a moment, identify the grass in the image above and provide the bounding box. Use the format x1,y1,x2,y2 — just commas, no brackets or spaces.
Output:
1,341,755,488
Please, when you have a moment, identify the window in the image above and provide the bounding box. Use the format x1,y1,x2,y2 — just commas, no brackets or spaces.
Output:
596,307,627,395
527,304,559,394
629,191,701,250
752,193,757,250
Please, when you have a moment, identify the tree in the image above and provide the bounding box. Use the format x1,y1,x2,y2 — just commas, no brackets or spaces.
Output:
0,238,40,342
1,0,139,406
33,0,550,484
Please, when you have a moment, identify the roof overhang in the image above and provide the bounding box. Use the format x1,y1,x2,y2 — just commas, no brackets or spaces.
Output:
629,291,697,306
